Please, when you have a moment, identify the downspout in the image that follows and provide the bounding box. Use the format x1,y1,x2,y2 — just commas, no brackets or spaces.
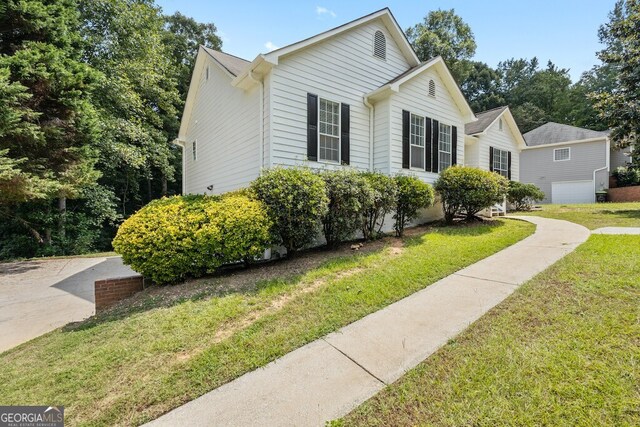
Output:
248,71,264,171
593,137,610,193
364,96,374,171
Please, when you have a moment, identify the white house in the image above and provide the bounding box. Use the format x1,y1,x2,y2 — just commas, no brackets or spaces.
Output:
175,8,523,219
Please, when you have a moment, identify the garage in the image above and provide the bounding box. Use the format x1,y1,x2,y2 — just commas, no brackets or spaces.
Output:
551,180,595,204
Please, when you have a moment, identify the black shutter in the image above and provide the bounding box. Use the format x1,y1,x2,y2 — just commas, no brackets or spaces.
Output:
451,125,458,166
432,119,439,172
340,103,350,165
402,110,410,169
307,93,318,161
424,117,432,172
507,151,512,180
489,147,494,172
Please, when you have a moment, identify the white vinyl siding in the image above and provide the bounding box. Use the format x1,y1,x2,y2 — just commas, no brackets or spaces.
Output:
554,147,570,161
493,147,509,177
319,98,340,163
269,20,410,169
438,123,452,172
410,114,425,169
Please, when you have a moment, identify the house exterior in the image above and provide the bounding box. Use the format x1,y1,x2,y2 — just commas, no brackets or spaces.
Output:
464,106,526,181
175,8,525,221
520,122,632,204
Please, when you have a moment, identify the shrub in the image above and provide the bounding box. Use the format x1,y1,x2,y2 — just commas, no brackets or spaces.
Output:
507,181,545,210
393,175,434,237
612,166,640,187
434,166,509,225
362,172,397,240
320,169,374,247
112,194,272,284
250,167,328,255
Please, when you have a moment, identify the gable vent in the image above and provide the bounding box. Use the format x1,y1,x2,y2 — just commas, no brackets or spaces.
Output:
428,79,436,97
373,30,386,60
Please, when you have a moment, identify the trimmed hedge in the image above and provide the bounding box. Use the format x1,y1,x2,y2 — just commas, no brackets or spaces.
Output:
112,194,272,284
393,175,435,237
250,167,328,255
362,172,397,240
434,166,509,224
507,181,545,210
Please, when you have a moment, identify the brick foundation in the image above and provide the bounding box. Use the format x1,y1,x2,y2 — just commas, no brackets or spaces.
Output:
95,275,145,312
607,185,640,202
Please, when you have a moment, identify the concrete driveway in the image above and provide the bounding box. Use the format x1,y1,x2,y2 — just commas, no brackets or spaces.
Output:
0,256,136,353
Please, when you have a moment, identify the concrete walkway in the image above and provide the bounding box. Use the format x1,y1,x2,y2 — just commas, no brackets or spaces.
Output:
147,216,590,427
0,256,135,353
592,226,640,235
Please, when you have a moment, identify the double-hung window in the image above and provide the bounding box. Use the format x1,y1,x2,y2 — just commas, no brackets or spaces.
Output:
319,98,340,163
438,123,452,171
410,114,425,169
493,148,509,177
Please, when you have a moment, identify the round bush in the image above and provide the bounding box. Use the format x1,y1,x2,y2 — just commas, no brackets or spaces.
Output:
112,194,272,284
321,169,374,247
434,166,509,224
393,175,435,237
250,167,328,255
362,172,398,240
507,181,545,211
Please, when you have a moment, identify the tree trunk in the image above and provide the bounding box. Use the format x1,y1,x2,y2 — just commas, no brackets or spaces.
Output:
58,196,66,242
161,174,168,196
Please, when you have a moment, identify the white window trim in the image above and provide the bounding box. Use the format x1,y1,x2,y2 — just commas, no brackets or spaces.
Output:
409,113,426,170
438,123,452,172
493,147,509,177
554,147,571,162
192,140,197,162
317,97,341,164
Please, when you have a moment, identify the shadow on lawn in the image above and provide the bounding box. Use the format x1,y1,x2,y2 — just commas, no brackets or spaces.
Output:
598,209,640,220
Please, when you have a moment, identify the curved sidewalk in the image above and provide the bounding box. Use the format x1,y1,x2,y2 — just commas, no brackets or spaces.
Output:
147,216,590,427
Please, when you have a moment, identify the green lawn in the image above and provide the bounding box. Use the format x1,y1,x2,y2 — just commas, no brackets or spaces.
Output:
0,219,533,426
513,202,640,229
336,234,640,426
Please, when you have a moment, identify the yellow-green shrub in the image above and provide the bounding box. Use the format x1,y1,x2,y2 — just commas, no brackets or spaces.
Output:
112,194,272,284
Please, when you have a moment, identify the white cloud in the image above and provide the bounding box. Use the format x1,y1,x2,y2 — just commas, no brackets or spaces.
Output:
316,6,336,18
265,41,279,51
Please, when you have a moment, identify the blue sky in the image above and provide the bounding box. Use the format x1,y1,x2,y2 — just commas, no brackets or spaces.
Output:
156,0,616,82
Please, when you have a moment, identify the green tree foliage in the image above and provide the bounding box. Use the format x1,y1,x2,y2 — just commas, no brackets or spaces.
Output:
461,61,505,112
406,9,476,82
393,176,434,237
592,0,640,151
250,168,328,255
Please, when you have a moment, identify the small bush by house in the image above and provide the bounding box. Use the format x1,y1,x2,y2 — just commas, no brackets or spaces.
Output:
393,175,434,237
321,169,374,247
507,181,545,210
362,172,397,240
112,194,272,284
612,166,640,188
434,166,509,224
250,167,328,255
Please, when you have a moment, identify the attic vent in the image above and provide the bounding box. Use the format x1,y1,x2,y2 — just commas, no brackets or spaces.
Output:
205,66,210,81
428,79,436,97
373,30,386,60
499,118,503,131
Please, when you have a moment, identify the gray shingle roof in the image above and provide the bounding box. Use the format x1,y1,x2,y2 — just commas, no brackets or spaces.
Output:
465,106,508,135
523,122,609,146
380,56,440,87
203,47,250,77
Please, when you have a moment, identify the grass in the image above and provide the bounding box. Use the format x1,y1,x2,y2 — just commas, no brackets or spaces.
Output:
513,202,640,229
335,234,640,426
0,251,118,263
0,219,534,426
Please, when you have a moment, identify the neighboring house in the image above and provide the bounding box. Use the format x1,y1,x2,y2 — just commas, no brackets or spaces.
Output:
465,106,526,181
174,8,478,221
520,122,632,204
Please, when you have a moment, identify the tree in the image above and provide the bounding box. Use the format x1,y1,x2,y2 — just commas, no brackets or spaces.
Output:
592,0,640,151
406,9,476,82
460,61,505,112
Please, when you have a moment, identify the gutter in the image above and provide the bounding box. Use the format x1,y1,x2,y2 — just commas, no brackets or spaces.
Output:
363,96,374,171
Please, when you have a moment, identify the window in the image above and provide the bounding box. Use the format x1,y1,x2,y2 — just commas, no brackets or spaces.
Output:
319,98,340,162
554,147,570,161
373,30,386,60
493,148,509,177
192,140,197,161
438,123,452,171
410,114,425,169
428,79,436,97
498,118,503,131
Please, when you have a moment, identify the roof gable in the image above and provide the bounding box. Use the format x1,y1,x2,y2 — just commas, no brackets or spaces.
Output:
524,122,610,146
203,47,250,77
465,106,508,135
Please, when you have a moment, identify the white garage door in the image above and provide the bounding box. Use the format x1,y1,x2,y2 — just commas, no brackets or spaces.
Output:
551,180,595,204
